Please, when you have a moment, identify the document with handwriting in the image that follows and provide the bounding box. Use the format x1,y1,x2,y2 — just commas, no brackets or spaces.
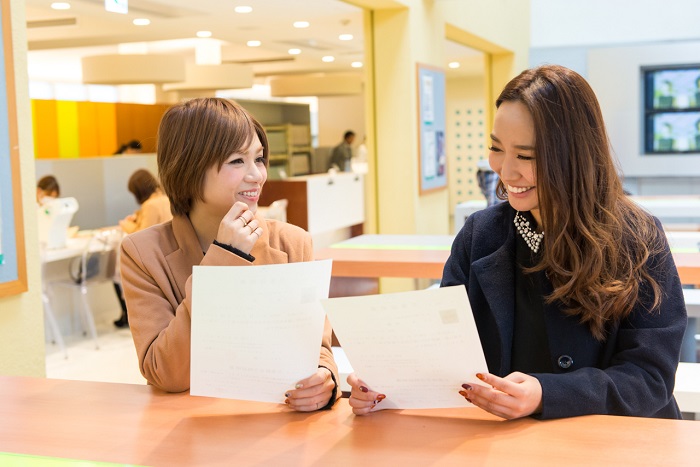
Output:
322,285,488,410
190,260,332,403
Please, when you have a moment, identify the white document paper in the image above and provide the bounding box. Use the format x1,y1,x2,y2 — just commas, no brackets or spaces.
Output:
190,259,332,403
322,285,489,410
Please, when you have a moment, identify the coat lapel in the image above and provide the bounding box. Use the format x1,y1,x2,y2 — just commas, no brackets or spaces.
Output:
471,231,516,375
166,215,204,302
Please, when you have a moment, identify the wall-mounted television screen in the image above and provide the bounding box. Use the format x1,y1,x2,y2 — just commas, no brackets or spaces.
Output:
643,65,700,154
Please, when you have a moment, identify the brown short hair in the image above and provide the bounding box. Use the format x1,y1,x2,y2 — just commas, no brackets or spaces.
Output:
157,98,269,216
127,169,160,205
37,175,60,197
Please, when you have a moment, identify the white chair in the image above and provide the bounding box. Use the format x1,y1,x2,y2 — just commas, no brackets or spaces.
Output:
260,199,288,223
40,248,67,359
48,228,123,349
38,197,79,250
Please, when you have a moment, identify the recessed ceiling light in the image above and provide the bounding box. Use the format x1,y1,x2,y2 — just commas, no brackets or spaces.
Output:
247,40,261,47
196,31,212,38
293,21,310,28
351,61,363,68
448,61,460,69
288,48,301,55
322,56,335,63
339,34,353,41
133,18,151,26
234,6,253,13
50,2,70,9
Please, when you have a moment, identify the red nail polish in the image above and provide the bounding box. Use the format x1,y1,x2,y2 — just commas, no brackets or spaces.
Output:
285,392,291,398
466,397,472,403
376,394,386,401
459,390,468,397
359,385,369,393
284,399,290,405
461,384,472,390
476,373,485,381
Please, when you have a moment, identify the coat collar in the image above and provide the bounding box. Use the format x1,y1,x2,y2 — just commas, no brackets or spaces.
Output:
471,218,517,375
167,215,205,300
165,212,288,299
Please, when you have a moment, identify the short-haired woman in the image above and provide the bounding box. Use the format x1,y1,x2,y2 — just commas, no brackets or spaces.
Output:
120,98,338,411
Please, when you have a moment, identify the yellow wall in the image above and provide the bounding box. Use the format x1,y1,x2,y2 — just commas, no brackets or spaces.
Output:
0,1,47,377
446,76,488,214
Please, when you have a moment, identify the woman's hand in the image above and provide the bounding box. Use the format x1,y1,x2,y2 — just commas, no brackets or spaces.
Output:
347,373,386,415
285,367,336,412
459,372,543,420
216,202,263,254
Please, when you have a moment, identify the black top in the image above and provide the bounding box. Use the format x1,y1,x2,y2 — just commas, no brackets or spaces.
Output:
511,212,552,374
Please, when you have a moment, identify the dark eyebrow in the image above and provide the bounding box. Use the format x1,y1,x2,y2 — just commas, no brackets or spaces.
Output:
490,134,535,151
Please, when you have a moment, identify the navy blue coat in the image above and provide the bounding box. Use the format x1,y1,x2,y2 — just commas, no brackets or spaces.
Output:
441,202,686,419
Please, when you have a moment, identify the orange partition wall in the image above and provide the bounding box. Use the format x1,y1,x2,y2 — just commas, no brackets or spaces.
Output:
76,101,99,156
31,99,167,158
95,102,118,155
76,101,118,156
115,102,170,153
31,99,59,159
56,100,80,158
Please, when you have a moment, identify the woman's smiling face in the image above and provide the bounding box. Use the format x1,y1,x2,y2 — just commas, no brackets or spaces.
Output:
488,100,540,225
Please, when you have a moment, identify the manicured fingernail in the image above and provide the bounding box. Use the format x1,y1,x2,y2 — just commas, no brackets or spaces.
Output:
284,399,290,405
370,404,376,409
461,384,472,390
466,397,472,403
285,392,291,398
295,383,303,389
376,394,386,401
359,385,369,393
459,390,468,397
476,373,485,381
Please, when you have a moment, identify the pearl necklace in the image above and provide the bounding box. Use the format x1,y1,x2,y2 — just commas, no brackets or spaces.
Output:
514,211,544,254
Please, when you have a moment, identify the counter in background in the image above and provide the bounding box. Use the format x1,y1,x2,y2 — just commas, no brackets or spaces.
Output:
260,172,365,248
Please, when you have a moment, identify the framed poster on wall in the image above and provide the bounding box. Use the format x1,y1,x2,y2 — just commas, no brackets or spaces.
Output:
417,63,447,195
0,0,27,297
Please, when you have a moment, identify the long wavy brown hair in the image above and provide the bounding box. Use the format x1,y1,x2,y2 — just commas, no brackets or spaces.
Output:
495,65,666,341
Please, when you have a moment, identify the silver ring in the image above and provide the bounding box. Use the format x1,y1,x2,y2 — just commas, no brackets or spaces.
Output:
253,228,261,237
239,216,248,227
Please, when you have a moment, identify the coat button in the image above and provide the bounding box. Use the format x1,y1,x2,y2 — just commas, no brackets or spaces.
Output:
557,355,573,369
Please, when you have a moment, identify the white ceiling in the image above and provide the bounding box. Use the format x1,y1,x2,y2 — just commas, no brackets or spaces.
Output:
24,0,485,85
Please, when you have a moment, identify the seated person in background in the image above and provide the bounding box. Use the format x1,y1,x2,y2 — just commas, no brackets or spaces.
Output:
119,98,338,410
36,175,60,205
475,159,502,207
348,65,686,420
328,130,355,172
114,140,143,155
118,169,172,235
113,169,173,328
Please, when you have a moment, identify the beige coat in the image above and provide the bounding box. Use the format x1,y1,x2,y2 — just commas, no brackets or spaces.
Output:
120,212,338,394
120,192,172,234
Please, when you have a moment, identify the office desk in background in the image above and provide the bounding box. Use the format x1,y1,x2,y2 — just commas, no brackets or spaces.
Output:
1,376,698,466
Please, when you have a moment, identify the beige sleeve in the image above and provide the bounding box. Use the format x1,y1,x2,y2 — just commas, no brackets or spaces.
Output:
120,236,251,392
